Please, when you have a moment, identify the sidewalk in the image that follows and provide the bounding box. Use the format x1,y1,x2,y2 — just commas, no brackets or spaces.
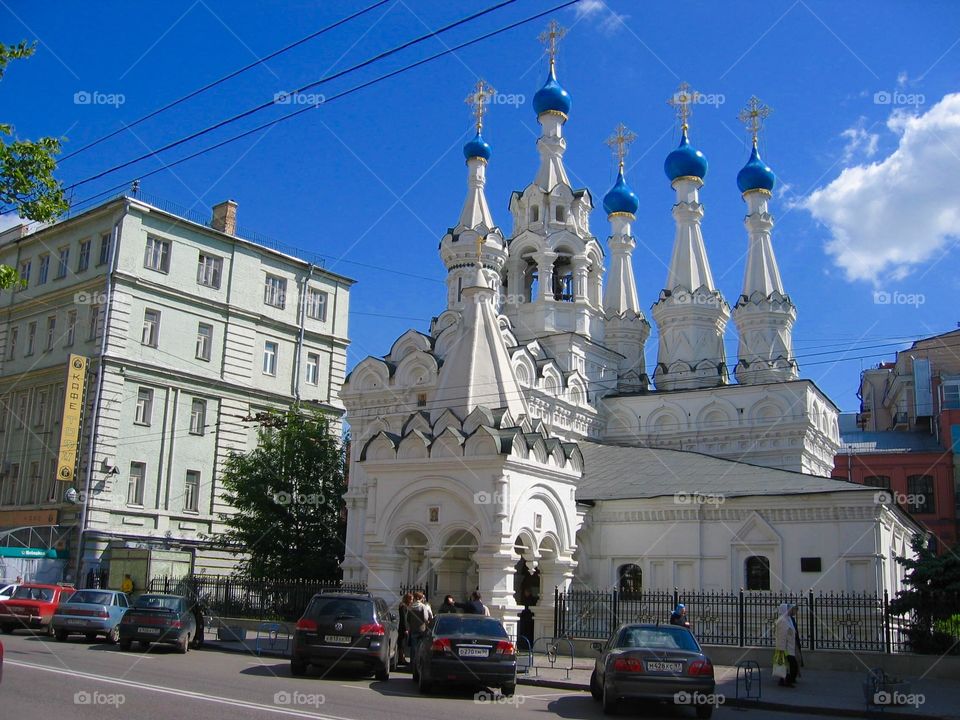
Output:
203,633,960,719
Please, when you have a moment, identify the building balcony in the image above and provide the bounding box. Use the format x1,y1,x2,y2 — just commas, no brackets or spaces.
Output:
891,411,909,430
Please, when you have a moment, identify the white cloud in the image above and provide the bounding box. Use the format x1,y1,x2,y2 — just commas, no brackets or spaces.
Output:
574,0,628,34
0,213,24,233
804,92,960,283
839,117,879,162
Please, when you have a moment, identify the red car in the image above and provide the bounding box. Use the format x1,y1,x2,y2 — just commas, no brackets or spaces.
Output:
0,583,75,635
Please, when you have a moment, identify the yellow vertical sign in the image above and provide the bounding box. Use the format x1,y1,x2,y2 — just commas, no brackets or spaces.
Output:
56,354,89,483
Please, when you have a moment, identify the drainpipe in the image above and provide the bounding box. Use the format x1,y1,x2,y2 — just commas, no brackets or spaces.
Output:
292,265,313,403
74,210,123,582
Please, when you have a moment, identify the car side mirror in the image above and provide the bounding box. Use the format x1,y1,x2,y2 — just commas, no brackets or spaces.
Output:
591,642,604,653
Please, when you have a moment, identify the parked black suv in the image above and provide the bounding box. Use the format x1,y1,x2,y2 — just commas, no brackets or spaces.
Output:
291,590,399,680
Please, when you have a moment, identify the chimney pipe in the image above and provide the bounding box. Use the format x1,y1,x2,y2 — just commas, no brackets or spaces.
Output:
211,200,238,235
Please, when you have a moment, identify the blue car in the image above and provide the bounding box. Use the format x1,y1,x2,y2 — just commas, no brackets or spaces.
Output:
53,589,130,644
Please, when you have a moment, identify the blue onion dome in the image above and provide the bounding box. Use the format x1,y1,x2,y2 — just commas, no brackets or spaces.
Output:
663,128,708,182
603,166,639,216
463,131,492,161
532,64,572,117
736,142,776,193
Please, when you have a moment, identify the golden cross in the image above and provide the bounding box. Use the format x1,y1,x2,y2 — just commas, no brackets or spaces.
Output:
738,95,772,144
604,123,637,170
667,81,698,131
538,19,567,69
465,79,495,132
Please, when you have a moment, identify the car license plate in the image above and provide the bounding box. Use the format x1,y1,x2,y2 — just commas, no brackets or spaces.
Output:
324,635,352,644
138,627,162,635
646,661,683,673
458,647,489,658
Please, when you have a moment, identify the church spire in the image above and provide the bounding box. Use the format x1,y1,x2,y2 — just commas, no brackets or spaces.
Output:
602,123,650,392
652,82,730,391
732,97,798,384
431,239,528,422
532,20,571,191
458,79,496,230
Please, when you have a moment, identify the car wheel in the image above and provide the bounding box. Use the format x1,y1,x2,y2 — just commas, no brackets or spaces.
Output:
107,626,120,645
375,659,389,682
55,629,69,642
290,658,307,677
178,632,190,654
502,683,516,697
119,640,132,651
602,682,617,715
1,625,13,634
696,703,714,719
590,670,602,701
45,623,56,637
417,669,432,695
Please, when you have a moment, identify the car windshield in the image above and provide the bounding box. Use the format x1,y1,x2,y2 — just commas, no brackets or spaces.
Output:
12,586,53,601
134,596,182,612
307,598,371,620
616,626,700,652
434,616,508,638
68,591,113,605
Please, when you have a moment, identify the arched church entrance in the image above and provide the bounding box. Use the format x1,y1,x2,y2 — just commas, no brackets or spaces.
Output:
433,529,479,603
396,529,430,591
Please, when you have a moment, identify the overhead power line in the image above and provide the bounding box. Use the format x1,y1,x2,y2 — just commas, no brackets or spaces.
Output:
58,0,394,162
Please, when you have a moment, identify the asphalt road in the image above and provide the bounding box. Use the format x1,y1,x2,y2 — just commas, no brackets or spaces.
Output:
0,632,848,719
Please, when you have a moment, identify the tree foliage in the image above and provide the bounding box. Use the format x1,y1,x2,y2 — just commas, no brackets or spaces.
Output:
0,41,68,286
216,409,347,580
889,535,960,654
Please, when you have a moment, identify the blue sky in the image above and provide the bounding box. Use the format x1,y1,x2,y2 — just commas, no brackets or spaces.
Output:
2,0,959,411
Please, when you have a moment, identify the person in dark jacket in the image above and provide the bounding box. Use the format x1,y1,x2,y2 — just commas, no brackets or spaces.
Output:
457,591,490,615
397,593,413,665
437,595,458,613
669,603,691,628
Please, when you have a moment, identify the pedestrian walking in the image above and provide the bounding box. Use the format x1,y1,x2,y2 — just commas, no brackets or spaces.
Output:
774,602,799,687
406,591,433,667
789,604,804,677
397,593,413,665
669,603,691,628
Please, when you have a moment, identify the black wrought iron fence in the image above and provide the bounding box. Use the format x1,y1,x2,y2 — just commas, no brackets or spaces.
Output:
148,575,366,621
555,587,960,655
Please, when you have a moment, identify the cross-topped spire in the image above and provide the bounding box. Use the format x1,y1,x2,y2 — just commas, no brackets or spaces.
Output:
667,81,698,131
738,95,772,144
465,79,495,132
605,123,637,171
538,19,567,69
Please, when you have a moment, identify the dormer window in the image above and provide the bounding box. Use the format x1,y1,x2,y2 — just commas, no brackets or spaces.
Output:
556,206,565,222
530,205,539,223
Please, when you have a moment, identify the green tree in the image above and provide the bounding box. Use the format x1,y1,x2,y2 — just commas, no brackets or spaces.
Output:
216,409,347,581
889,535,960,654
0,41,68,286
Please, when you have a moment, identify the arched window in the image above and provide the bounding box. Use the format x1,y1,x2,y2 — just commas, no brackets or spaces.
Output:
530,205,539,223
555,206,565,222
618,564,642,594
745,556,771,591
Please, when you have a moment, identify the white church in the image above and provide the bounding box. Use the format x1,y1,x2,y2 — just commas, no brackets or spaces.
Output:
340,26,920,638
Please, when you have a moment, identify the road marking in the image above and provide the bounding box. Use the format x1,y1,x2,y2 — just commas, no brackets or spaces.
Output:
6,660,357,720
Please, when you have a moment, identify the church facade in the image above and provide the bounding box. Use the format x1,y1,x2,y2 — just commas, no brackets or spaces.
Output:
340,31,920,638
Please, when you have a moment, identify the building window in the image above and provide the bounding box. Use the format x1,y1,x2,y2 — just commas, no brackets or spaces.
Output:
906,474,935,514
141,309,160,347
29,461,41,504
184,470,200,513
189,398,206,435
305,289,327,321
5,463,20,505
262,341,278,375
88,305,100,341
144,236,171,273
37,254,49,285
77,239,91,272
196,323,213,361
98,233,111,266
943,383,960,410
555,206,565,222
417,393,427,408
135,388,153,426
33,391,47,426
197,253,223,289
18,259,30,286
45,315,56,351
16,394,27,428
7,326,17,359
530,205,539,223
55,246,69,279
305,353,319,385
25,321,36,356
264,274,287,309
618,564,642,594
745,556,771,591
127,462,145,505
65,310,77,347
863,475,891,490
